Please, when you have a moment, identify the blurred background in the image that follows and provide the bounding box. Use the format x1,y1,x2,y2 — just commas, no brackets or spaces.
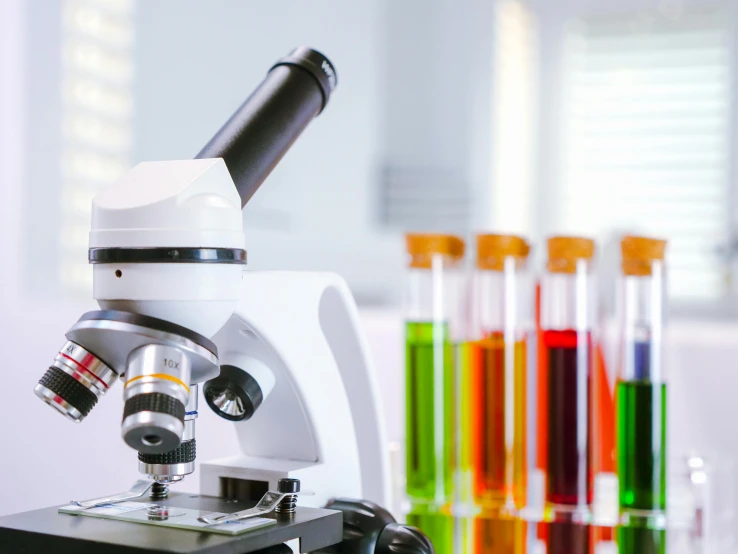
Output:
1,0,738,527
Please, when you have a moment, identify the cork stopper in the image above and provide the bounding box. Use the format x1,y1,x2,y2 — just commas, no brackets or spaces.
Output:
476,234,530,271
405,233,465,269
621,235,666,276
547,236,595,274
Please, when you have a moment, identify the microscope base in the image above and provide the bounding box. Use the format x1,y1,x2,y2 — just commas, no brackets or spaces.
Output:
0,492,342,554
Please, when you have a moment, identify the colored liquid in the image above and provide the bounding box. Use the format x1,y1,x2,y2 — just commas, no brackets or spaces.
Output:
548,522,590,554
633,340,651,380
476,512,527,554
458,341,474,501
617,337,667,554
618,526,666,554
405,321,454,502
616,380,667,510
544,329,592,506
407,511,454,554
470,334,527,508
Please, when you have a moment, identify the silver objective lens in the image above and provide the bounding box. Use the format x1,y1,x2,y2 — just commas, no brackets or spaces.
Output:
35,341,117,422
121,344,192,454
139,385,198,484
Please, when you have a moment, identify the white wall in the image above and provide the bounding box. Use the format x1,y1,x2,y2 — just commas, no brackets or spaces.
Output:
383,0,497,233
0,0,24,299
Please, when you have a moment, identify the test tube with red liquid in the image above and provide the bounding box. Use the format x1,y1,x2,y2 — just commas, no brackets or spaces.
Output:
540,236,596,554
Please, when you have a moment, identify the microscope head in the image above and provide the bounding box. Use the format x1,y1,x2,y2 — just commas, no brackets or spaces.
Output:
36,157,242,453
90,157,246,337
33,47,338,481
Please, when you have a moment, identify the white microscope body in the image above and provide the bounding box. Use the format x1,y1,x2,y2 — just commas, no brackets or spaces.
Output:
31,45,393,509
89,155,390,509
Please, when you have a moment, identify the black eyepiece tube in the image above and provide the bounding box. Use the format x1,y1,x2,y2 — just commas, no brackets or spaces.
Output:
196,46,337,208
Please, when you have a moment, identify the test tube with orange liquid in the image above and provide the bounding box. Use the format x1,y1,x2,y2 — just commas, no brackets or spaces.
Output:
469,234,531,554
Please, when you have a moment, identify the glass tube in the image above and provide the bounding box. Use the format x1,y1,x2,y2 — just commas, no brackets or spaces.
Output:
404,233,465,554
540,236,596,554
470,234,531,554
616,236,667,554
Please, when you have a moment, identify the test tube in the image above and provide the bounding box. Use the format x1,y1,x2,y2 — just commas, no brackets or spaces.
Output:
616,236,667,554
471,234,530,554
404,233,466,554
540,236,596,554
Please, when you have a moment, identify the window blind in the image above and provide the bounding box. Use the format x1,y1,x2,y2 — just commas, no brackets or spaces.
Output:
59,0,134,293
559,11,732,300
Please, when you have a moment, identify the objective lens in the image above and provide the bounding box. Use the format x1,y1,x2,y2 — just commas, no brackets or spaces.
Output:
35,341,117,422
121,344,192,454
139,385,198,484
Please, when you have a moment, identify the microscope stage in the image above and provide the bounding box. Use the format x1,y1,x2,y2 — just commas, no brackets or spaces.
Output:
0,492,342,554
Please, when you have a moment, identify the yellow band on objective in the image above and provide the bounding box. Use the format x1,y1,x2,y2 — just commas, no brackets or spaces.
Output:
124,373,190,393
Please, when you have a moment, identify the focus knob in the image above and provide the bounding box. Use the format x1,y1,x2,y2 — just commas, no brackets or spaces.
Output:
377,523,435,554
320,499,433,554
203,365,263,421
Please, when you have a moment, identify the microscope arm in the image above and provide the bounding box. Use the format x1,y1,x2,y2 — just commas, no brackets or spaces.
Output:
203,271,391,509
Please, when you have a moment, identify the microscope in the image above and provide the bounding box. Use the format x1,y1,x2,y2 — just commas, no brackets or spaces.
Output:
0,47,433,554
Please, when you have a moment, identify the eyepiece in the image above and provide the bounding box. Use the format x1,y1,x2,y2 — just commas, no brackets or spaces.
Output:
121,344,192,454
196,46,338,208
34,341,117,422
271,46,337,110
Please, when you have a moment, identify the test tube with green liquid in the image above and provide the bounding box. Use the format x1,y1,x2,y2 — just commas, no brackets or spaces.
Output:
404,233,466,554
616,236,668,554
